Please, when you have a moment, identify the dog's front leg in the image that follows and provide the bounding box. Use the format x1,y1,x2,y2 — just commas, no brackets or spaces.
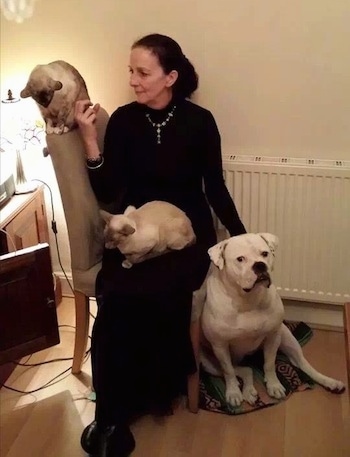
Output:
263,330,286,400
211,344,243,406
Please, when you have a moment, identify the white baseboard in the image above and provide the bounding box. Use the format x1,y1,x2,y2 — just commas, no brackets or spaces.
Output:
56,274,344,331
283,299,344,331
55,271,74,298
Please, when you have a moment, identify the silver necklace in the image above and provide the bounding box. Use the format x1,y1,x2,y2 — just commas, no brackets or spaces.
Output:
145,105,177,144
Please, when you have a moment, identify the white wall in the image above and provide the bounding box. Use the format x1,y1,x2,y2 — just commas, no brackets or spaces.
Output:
1,0,349,275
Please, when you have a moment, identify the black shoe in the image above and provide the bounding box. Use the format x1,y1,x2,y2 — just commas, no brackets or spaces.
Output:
98,425,135,457
81,421,99,455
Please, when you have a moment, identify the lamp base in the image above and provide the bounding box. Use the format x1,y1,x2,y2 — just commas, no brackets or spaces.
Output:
14,149,38,194
15,181,38,195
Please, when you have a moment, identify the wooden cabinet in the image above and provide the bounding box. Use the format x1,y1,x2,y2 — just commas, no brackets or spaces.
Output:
0,187,60,386
0,187,49,254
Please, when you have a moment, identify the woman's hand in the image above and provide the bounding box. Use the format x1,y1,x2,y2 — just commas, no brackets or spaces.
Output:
74,99,101,158
74,99,101,145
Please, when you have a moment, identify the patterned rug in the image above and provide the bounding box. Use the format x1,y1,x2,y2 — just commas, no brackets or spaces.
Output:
199,321,316,415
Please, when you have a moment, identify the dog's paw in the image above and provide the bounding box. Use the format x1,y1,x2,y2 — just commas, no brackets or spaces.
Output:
266,380,286,399
323,378,346,394
226,386,244,407
242,385,258,405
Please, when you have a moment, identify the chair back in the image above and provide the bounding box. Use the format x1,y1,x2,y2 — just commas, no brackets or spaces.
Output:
46,109,109,291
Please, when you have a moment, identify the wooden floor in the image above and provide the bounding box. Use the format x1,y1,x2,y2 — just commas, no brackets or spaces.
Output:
1,298,349,457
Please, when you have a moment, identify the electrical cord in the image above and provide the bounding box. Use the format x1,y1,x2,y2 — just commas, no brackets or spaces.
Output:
3,367,74,394
1,325,92,393
1,350,91,394
2,352,92,395
4,326,83,367
32,179,75,296
13,326,91,367
0,228,16,253
34,179,98,319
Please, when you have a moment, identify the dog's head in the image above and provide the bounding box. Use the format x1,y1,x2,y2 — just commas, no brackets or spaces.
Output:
20,65,63,108
100,210,136,250
208,233,278,293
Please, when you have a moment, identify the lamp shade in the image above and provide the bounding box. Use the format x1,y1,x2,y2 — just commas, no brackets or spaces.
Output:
1,90,43,194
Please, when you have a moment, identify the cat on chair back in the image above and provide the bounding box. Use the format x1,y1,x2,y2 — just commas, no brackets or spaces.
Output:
20,60,89,135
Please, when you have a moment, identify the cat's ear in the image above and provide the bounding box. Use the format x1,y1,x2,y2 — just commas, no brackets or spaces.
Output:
49,79,63,91
20,86,31,98
124,206,136,216
120,223,136,236
54,81,62,91
100,209,113,224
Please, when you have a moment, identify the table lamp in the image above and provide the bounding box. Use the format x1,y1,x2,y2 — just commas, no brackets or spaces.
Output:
1,89,40,194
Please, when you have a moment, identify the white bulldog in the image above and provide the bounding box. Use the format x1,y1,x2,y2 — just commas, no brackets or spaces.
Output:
200,233,345,407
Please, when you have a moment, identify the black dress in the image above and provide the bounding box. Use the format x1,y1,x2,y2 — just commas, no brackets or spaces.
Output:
88,98,245,427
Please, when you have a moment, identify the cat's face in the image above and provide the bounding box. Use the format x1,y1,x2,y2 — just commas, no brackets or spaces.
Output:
100,211,137,250
20,71,63,108
27,88,55,108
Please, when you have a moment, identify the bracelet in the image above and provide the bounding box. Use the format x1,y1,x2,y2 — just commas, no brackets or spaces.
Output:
86,155,104,170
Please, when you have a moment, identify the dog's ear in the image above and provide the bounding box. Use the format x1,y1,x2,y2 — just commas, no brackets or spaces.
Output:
259,233,279,256
20,85,31,98
100,209,113,224
208,239,229,270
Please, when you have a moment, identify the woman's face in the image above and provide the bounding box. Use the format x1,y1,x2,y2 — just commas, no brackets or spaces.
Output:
129,47,177,109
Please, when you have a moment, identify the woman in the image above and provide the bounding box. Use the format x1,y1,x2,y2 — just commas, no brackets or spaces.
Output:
75,33,246,457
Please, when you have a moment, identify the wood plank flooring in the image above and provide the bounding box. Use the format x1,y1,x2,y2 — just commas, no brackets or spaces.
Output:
1,298,349,457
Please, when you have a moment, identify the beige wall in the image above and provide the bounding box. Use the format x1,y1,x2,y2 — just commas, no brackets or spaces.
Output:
1,0,349,274
1,0,350,158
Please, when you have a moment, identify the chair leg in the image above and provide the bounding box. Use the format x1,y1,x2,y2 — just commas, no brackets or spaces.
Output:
188,319,200,413
72,290,90,374
343,302,350,395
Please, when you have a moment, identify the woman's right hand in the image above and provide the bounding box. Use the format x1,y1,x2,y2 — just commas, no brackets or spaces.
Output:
74,99,101,147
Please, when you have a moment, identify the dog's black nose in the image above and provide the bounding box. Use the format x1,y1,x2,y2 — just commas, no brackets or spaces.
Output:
252,261,267,273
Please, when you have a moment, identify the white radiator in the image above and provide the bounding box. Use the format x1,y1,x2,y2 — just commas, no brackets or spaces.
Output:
220,155,350,305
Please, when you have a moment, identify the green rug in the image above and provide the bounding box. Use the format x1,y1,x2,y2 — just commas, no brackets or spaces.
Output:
199,321,315,415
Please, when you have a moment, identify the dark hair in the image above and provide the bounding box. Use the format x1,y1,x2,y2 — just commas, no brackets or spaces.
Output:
132,33,198,99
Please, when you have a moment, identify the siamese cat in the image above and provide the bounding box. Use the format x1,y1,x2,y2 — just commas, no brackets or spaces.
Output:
20,60,89,134
100,201,196,269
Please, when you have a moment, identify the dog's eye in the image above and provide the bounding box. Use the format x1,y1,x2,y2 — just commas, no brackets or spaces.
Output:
237,256,245,262
261,251,269,257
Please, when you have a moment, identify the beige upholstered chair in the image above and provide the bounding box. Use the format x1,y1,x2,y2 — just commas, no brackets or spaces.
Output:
46,108,108,374
46,108,201,413
344,303,350,398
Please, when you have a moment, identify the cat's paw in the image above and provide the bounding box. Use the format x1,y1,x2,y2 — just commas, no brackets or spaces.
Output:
63,126,70,133
122,260,133,269
52,126,62,134
52,124,67,134
46,125,55,134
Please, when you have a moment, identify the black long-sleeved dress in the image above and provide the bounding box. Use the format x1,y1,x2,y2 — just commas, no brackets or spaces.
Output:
88,98,245,427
